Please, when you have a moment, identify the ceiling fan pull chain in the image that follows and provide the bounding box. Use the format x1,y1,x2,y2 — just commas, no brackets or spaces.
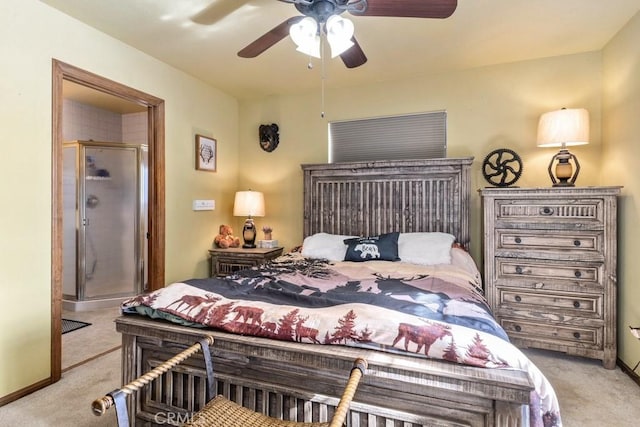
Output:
321,36,326,118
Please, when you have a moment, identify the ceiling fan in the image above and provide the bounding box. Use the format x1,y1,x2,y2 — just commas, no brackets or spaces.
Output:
196,0,458,69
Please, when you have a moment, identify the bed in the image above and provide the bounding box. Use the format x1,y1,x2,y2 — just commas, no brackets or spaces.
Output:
114,158,561,427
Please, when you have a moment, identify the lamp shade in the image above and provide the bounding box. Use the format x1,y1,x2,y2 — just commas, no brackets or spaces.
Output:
233,191,265,217
536,108,589,148
290,17,321,58
326,15,355,58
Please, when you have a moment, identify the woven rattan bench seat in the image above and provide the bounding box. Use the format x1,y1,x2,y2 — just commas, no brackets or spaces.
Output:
183,395,330,427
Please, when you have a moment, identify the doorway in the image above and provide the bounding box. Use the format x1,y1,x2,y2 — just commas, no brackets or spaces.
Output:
51,60,166,383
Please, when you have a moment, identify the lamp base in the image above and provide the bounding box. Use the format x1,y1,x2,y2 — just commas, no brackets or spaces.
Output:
547,148,581,187
242,218,257,249
552,181,575,187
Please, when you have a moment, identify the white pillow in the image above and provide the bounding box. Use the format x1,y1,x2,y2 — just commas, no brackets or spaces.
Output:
301,233,357,261
398,232,456,266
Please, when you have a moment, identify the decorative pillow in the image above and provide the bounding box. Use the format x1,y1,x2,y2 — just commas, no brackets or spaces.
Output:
398,232,456,265
343,232,400,262
301,233,357,261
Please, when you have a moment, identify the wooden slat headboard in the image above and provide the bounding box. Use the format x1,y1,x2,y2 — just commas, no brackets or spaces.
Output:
301,158,473,249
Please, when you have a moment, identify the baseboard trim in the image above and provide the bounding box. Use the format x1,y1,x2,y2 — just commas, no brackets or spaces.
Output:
618,358,640,387
0,377,53,407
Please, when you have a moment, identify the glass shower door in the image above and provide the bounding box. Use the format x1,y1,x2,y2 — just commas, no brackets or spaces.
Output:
81,145,140,299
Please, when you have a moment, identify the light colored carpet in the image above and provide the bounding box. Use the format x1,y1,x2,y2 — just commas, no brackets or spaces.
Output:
1,306,639,426
62,307,122,370
523,348,640,427
0,349,119,426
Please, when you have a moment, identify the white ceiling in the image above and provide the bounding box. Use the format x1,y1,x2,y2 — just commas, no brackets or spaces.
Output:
43,0,640,100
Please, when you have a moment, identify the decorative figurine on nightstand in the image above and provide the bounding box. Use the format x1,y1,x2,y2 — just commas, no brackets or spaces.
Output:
213,224,240,249
258,225,278,248
482,148,523,187
259,123,280,152
262,225,273,240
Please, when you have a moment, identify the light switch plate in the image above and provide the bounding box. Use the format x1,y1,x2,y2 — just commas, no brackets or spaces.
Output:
193,199,215,211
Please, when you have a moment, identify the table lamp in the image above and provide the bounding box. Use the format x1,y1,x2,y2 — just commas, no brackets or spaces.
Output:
233,190,265,248
536,108,589,187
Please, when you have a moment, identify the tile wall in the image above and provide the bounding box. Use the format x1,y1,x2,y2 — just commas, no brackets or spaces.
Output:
63,98,147,143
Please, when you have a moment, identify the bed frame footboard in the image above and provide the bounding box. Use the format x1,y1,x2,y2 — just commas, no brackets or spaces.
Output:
116,316,531,427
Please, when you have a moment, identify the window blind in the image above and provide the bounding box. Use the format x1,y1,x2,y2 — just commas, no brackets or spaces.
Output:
329,111,447,163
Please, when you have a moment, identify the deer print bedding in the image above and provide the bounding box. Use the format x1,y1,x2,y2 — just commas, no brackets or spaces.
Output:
122,248,562,427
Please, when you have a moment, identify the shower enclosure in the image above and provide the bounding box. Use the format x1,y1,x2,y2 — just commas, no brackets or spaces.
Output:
62,141,148,311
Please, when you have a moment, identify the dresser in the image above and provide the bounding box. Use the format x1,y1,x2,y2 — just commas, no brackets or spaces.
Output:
480,186,621,369
208,246,283,277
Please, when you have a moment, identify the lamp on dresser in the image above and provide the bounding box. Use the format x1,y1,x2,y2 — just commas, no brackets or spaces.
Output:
537,107,589,187
233,190,265,249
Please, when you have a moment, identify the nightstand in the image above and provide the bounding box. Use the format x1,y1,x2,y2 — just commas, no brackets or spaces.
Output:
480,186,621,369
208,246,284,277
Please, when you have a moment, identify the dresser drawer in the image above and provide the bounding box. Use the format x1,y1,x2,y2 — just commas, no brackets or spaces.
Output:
497,288,602,319
494,198,604,229
495,257,604,291
495,229,602,259
500,318,602,349
214,258,260,276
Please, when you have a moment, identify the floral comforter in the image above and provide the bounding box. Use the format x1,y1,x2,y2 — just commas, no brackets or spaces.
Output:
122,248,561,426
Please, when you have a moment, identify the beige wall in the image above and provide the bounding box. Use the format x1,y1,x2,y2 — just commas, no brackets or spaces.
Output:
239,52,604,264
0,0,239,397
602,11,640,369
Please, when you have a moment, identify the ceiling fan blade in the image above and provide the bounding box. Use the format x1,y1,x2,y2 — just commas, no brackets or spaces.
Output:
351,0,457,19
238,16,303,58
340,37,367,68
192,0,251,25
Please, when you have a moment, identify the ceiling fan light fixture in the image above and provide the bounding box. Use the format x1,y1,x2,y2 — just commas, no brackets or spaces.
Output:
238,0,457,67
326,14,355,57
295,37,321,58
290,16,321,58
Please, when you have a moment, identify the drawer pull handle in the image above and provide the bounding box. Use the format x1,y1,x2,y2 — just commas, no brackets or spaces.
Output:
574,240,581,247
514,325,522,332
515,295,522,302
573,332,581,339
515,266,523,274
574,270,582,278
573,301,581,308
540,207,553,215
515,237,522,244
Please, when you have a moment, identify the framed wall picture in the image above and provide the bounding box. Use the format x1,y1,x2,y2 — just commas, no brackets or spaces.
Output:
196,134,217,172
